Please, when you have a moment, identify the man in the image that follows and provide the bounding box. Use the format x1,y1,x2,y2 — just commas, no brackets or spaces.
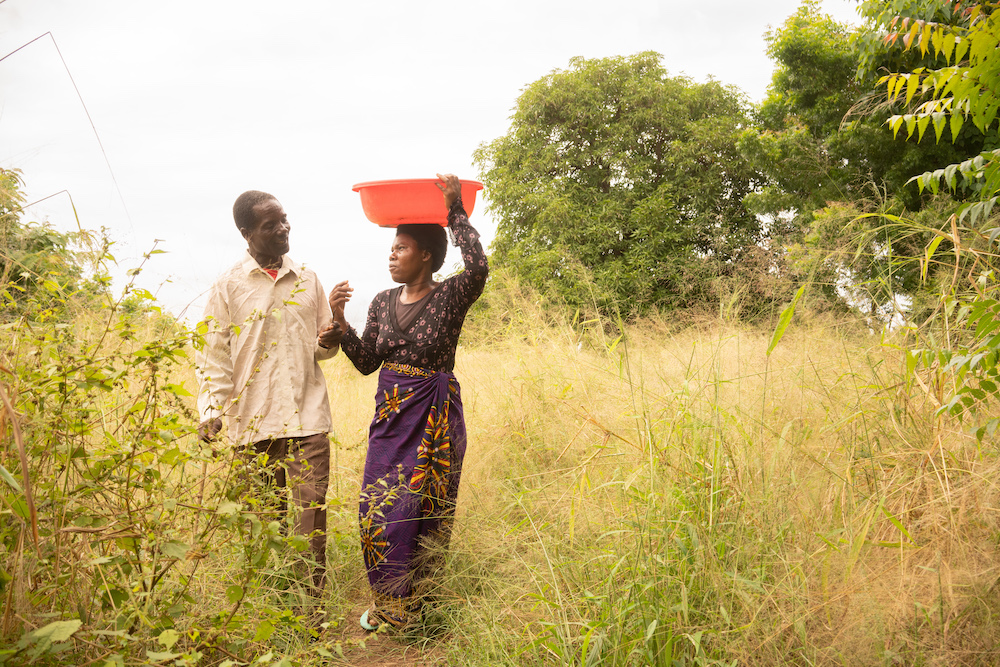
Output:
196,190,341,598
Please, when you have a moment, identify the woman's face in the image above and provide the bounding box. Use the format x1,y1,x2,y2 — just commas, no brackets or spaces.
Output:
389,232,430,284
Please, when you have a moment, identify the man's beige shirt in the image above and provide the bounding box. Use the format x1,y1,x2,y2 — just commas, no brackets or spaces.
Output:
196,252,337,446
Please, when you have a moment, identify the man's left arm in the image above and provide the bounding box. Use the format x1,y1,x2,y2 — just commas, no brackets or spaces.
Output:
196,284,235,441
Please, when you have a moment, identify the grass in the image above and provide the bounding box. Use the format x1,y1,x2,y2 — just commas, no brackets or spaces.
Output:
3,295,1000,665
315,305,1000,665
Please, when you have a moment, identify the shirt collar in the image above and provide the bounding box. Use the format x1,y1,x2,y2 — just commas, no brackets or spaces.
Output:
241,250,300,279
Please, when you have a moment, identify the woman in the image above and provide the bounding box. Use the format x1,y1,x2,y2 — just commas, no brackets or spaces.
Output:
328,173,488,630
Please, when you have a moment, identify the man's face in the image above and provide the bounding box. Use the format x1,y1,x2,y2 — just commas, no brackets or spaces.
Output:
244,198,290,258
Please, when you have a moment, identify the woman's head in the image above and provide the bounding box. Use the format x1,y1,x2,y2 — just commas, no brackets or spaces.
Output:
395,224,447,273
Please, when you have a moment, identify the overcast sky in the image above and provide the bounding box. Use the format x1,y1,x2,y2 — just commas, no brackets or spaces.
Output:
1,0,860,326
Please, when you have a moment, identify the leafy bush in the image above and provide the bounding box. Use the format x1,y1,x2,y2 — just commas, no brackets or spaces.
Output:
0,177,336,665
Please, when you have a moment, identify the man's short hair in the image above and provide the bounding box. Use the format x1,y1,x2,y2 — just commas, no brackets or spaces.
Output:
233,190,276,233
397,224,448,273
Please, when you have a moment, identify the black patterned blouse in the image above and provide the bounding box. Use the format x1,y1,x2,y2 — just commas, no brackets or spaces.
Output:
340,201,488,375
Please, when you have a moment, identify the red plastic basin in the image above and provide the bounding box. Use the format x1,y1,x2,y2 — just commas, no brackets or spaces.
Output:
352,178,484,227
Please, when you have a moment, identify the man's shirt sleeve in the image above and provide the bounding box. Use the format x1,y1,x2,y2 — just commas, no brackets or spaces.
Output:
196,282,235,421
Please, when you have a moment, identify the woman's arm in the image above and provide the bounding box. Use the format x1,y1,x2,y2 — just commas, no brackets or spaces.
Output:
338,294,385,375
447,200,489,310
436,172,489,309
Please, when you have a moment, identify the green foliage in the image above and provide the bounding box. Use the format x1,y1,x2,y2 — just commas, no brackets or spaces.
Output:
743,2,881,222
0,168,101,319
860,1,1000,436
742,1,993,315
878,1,1000,224
474,52,765,314
0,173,337,664
758,0,861,140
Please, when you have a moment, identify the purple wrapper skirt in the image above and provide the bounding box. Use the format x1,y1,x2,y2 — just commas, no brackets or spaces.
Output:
359,362,466,622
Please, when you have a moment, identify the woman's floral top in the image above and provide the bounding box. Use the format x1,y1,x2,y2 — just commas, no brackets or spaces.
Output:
340,201,488,375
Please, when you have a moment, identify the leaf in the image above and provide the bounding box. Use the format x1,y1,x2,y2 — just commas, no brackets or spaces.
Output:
160,540,190,560
157,629,181,650
226,585,244,603
159,447,182,465
881,505,915,544
767,285,806,357
253,620,275,642
923,235,945,281
645,619,659,641
288,534,309,552
31,619,82,642
9,496,29,520
917,113,931,141
944,163,958,189
217,501,241,516
950,110,965,142
889,114,905,137
0,464,22,493
905,73,919,106
146,651,180,661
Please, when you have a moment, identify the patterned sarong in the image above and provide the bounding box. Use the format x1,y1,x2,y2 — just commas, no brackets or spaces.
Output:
359,362,466,623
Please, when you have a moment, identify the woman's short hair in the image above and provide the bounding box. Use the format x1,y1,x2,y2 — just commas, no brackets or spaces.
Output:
233,190,276,233
397,224,447,273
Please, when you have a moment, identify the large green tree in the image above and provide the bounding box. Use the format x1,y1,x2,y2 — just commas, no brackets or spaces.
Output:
474,52,765,312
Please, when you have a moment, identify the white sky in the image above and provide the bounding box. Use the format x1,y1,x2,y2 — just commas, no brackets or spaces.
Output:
1,0,860,327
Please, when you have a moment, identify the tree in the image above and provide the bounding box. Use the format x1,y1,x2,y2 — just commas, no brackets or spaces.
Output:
474,52,765,313
741,0,991,313
868,0,1000,435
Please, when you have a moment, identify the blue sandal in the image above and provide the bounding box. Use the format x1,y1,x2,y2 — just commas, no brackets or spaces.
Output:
360,607,410,632
359,609,378,631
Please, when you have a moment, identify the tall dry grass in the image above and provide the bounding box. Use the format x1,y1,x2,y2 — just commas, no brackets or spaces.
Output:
319,292,1000,665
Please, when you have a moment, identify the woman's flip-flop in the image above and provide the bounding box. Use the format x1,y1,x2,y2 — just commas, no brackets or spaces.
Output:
359,609,378,631
360,607,410,632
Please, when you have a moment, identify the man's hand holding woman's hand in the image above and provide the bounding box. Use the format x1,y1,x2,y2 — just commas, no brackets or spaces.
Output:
318,321,343,349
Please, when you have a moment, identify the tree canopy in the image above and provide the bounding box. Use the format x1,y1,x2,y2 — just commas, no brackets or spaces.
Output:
474,52,764,313
736,0,994,313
